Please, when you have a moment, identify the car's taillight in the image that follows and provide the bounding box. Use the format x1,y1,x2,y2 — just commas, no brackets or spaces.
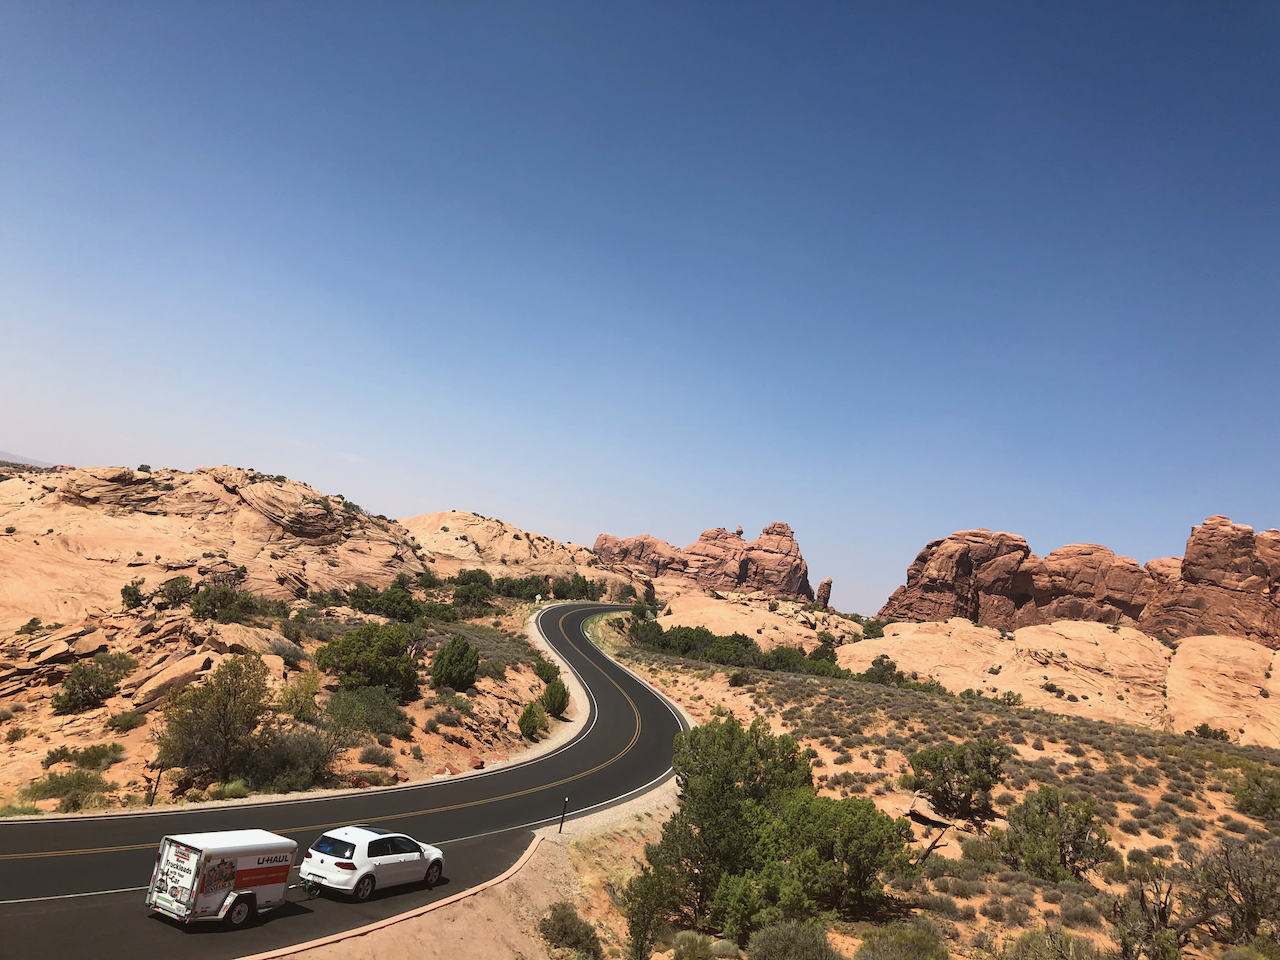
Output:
335,861,357,870
305,851,312,858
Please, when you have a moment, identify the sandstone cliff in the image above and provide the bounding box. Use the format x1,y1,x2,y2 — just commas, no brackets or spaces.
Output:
879,516,1280,648
0,466,424,631
594,522,814,600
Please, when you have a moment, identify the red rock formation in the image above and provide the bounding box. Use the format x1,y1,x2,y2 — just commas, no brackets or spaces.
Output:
879,516,1280,648
594,522,814,599
816,578,832,609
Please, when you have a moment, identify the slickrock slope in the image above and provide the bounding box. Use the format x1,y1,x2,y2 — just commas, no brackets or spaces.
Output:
836,619,1280,747
0,466,423,632
880,515,1280,648
594,522,814,600
399,510,638,598
659,592,862,652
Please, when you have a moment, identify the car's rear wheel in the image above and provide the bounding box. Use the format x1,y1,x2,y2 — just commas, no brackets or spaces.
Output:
353,875,376,902
224,897,254,928
424,861,442,887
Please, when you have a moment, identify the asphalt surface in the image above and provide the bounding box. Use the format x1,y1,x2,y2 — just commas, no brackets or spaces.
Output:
0,603,686,960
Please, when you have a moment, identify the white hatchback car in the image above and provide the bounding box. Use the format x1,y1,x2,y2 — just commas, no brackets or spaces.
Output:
299,825,445,902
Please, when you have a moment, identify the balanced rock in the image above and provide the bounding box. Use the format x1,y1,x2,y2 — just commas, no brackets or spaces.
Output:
816,578,832,610
879,516,1280,648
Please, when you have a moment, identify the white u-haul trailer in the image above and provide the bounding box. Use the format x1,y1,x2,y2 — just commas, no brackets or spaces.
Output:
145,829,298,928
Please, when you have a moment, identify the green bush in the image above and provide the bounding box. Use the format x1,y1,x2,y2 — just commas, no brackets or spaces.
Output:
673,931,715,960
855,925,948,960
42,742,125,771
551,574,606,601
537,901,602,960
317,622,420,702
190,583,259,623
325,685,412,738
106,710,145,732
994,786,1112,882
431,636,479,692
278,671,322,722
541,677,570,717
745,921,844,960
120,578,147,609
20,769,113,802
477,658,507,681
51,653,137,714
268,639,306,670
908,738,1011,817
247,726,344,794
156,655,274,783
519,701,549,740
1000,927,1100,959
452,581,493,609
534,656,561,684
358,745,396,767
1233,770,1280,820
0,804,41,817
158,576,194,607
1188,722,1231,742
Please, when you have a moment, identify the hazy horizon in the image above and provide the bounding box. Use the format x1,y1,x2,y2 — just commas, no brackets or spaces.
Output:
3,3,1277,612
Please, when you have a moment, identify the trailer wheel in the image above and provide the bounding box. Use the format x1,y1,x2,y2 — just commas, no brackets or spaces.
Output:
224,896,255,928
424,861,442,887
352,875,376,902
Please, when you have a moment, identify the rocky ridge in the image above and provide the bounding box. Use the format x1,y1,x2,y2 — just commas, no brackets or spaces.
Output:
594,522,814,600
0,465,424,632
879,515,1280,648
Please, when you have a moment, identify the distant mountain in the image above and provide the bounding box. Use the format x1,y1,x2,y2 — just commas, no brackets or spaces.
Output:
0,450,54,468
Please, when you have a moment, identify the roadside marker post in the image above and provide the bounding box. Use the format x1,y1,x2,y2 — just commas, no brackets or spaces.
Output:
559,797,568,833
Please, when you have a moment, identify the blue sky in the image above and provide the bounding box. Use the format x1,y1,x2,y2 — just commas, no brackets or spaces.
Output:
2,3,1277,613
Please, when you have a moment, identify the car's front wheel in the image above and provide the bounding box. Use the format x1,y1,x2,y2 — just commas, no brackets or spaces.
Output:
424,861,442,887
352,875,376,902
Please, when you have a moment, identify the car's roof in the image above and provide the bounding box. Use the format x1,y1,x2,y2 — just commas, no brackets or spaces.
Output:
316,825,404,844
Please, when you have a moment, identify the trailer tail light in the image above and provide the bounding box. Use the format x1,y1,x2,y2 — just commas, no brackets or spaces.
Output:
335,862,357,871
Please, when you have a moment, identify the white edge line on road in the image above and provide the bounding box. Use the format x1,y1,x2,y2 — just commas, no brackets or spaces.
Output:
0,605,689,907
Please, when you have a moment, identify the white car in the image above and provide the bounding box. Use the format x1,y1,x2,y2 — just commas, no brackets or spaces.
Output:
299,825,444,902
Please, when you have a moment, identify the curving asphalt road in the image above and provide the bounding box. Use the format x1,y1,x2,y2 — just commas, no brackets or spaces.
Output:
0,603,686,960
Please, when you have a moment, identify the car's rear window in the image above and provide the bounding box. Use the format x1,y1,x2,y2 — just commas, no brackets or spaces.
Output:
311,835,355,859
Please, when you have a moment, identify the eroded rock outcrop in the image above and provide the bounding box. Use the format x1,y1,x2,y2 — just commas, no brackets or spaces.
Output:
880,516,1280,648
594,522,813,599
816,578,832,610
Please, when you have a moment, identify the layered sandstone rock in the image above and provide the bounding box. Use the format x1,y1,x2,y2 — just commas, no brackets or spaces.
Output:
0,465,423,631
880,516,1280,648
594,522,814,599
816,578,833,610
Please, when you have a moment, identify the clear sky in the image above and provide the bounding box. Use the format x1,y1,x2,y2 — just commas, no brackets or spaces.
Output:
2,3,1277,613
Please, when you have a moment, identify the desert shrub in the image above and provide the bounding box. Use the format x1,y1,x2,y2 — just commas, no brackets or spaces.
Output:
248,726,344,793
5,727,27,743
917,893,961,918
1058,894,1102,928
541,677,570,717
551,573,606,601
855,924,948,960
493,574,548,601
1188,722,1232,742
0,804,40,817
746,921,844,960
120,578,147,609
538,901,602,959
190,583,259,623
106,710,145,732
994,786,1112,882
155,655,274,783
534,656,561,684
909,738,1011,817
1001,927,1100,959
317,622,420,702
729,671,748,687
519,701,549,740
325,686,413,738
278,671,323,722
42,742,125,771
268,639,306,670
20,769,112,802
477,658,507,681
1181,838,1280,945
158,576,194,607
451,581,493,610
358,745,396,767
431,636,479,693
673,931,715,960
435,709,462,727
1233,770,1280,820
51,652,137,714
207,779,250,800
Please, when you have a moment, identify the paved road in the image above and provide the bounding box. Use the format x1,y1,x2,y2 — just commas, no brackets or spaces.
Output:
0,603,686,960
